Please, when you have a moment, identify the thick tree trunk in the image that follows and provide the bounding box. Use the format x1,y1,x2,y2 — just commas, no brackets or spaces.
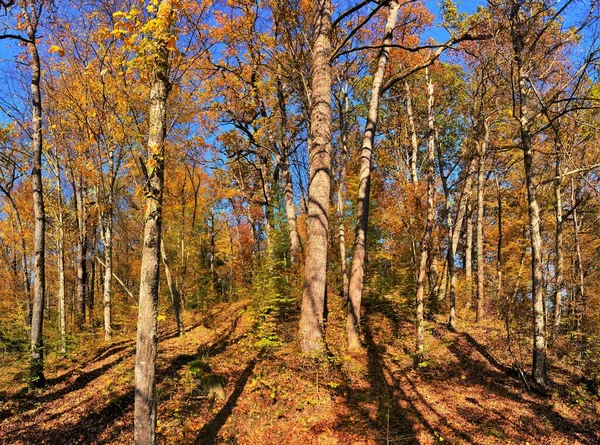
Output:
161,239,184,336
134,2,172,442
28,16,46,388
347,0,400,350
298,0,333,353
415,67,436,357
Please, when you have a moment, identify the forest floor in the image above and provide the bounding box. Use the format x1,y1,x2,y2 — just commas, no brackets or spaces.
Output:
1,295,599,444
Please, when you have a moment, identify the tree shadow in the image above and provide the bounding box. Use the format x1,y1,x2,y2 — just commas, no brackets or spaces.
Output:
193,350,263,444
445,332,596,443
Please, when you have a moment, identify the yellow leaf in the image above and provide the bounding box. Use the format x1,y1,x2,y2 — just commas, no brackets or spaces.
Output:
157,315,167,322
48,45,65,57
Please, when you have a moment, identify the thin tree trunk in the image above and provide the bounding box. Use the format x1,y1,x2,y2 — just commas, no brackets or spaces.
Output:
571,177,585,335
415,67,436,357
465,200,473,289
282,156,302,266
134,1,173,442
74,176,87,330
475,131,487,322
57,183,67,354
27,11,46,387
101,203,113,341
523,125,547,388
160,239,184,336
347,0,400,350
336,91,350,299
495,173,503,303
552,154,564,341
298,0,333,353
405,80,419,185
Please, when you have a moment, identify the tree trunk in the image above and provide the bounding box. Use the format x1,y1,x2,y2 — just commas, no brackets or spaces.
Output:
336,91,350,300
101,203,113,341
494,173,503,303
74,176,87,330
465,200,473,291
134,1,173,442
552,154,563,341
161,239,184,336
475,134,487,322
298,0,333,353
405,80,419,185
282,156,302,266
415,67,436,357
27,13,46,388
346,0,400,350
571,177,585,335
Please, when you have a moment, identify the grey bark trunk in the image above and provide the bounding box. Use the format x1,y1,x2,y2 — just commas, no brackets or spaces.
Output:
552,154,563,341
160,239,184,336
298,0,333,353
134,1,172,442
475,133,487,322
74,177,87,330
101,203,113,341
282,156,302,266
28,12,46,387
415,67,436,356
346,0,400,350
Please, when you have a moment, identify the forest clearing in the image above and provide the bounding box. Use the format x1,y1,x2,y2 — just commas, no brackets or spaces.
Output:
0,0,599,443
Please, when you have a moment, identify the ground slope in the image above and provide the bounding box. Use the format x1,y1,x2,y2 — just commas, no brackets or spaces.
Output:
0,297,598,444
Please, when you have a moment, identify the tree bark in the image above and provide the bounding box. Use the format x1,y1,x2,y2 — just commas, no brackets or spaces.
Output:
298,0,333,353
346,0,400,350
281,156,302,266
161,239,184,336
552,153,564,341
475,129,487,322
27,7,46,387
465,200,473,291
74,176,87,330
101,201,113,341
415,67,436,357
134,1,173,442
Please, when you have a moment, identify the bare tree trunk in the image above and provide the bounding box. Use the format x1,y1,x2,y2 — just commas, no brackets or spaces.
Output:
101,202,113,341
552,154,564,341
571,177,585,335
465,201,473,284
298,0,333,353
160,239,184,336
475,132,487,322
494,173,503,303
405,80,419,185
134,1,173,442
74,176,87,330
347,0,400,350
27,10,46,387
336,90,350,300
282,156,302,266
415,67,436,357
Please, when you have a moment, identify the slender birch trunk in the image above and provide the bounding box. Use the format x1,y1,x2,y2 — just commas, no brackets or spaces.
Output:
346,0,400,350
134,1,173,442
101,201,113,341
298,0,333,353
465,202,473,284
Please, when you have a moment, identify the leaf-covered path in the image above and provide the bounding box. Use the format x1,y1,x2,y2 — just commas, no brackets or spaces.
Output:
1,297,598,444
